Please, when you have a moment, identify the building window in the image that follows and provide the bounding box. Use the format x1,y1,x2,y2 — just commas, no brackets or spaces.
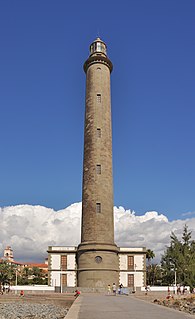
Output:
97,94,101,103
61,255,67,270
96,203,101,213
95,256,102,263
96,164,101,174
97,128,101,138
128,256,134,270
128,274,134,287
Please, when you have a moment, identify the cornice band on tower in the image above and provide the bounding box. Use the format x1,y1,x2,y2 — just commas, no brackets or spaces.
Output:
83,55,113,73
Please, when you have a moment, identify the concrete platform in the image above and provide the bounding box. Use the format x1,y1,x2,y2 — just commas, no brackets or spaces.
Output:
66,293,193,319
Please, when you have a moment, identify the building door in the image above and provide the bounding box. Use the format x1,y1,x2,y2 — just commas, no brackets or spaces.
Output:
61,274,67,287
128,274,134,287
61,255,67,270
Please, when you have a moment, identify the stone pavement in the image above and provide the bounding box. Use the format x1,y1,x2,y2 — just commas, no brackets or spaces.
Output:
66,293,193,319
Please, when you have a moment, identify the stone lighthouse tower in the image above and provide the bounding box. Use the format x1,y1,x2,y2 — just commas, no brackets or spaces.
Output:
77,38,119,288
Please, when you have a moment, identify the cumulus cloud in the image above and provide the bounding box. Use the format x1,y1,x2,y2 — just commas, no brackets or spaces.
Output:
0,203,195,263
181,211,195,217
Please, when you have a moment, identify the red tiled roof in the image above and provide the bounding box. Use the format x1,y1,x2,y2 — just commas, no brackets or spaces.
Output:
0,258,48,269
24,263,48,268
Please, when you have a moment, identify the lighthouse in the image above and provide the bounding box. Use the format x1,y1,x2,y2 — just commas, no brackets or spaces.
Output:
48,38,147,291
77,38,119,288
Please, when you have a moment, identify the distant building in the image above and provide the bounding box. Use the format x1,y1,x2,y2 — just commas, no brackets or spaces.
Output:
0,246,48,280
3,246,14,261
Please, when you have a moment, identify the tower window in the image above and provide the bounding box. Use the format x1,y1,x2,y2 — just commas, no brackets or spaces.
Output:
97,67,101,70
97,94,101,103
96,203,101,213
97,128,101,138
96,164,101,174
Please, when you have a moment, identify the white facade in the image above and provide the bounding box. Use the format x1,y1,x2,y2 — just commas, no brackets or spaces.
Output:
48,246,77,290
48,246,146,290
119,247,146,289
119,249,146,289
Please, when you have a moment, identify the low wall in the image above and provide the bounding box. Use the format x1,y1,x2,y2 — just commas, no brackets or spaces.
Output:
11,285,190,294
141,286,190,292
11,285,55,293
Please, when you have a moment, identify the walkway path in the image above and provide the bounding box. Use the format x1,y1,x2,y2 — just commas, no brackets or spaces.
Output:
66,293,193,319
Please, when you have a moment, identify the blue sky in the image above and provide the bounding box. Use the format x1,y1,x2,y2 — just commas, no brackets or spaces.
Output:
0,0,194,221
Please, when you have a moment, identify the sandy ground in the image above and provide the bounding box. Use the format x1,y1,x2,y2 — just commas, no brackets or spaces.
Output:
133,291,168,302
0,292,75,308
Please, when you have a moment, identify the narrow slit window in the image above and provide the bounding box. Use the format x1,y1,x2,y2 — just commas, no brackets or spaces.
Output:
97,128,101,138
96,164,101,174
96,203,101,213
97,94,101,103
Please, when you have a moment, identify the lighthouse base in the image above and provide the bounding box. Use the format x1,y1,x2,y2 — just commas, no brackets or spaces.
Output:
77,242,119,288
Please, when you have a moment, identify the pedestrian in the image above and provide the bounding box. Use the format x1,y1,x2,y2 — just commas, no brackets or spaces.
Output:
145,285,148,295
20,290,24,297
118,283,123,295
74,289,80,298
107,284,111,295
112,283,116,295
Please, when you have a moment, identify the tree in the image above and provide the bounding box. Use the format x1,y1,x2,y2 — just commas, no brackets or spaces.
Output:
146,249,156,285
147,264,162,286
17,267,33,285
161,225,195,289
31,267,47,285
146,249,155,265
0,261,16,285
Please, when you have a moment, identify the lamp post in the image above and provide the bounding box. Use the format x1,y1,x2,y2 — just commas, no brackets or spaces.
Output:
15,270,17,286
174,269,177,293
169,260,177,294
170,267,177,294
134,264,137,292
60,273,62,294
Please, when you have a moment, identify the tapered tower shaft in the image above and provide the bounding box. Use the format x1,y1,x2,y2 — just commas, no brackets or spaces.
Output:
82,42,114,244
77,38,119,288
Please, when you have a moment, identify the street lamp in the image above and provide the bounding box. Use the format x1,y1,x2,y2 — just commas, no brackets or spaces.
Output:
171,267,177,294
15,270,18,286
169,260,177,294
60,273,62,293
134,264,137,292
174,269,177,288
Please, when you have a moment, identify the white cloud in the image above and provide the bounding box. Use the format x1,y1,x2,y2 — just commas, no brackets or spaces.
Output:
181,211,195,217
0,203,195,263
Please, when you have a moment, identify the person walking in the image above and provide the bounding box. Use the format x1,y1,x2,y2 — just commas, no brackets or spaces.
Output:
112,283,116,295
107,284,111,295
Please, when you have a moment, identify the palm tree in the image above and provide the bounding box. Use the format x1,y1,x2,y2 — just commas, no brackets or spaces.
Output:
146,249,155,265
146,249,156,286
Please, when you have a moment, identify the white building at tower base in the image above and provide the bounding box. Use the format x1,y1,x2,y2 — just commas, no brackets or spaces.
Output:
47,246,146,292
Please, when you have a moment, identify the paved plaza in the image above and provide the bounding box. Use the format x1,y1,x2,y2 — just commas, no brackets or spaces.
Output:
66,293,193,319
